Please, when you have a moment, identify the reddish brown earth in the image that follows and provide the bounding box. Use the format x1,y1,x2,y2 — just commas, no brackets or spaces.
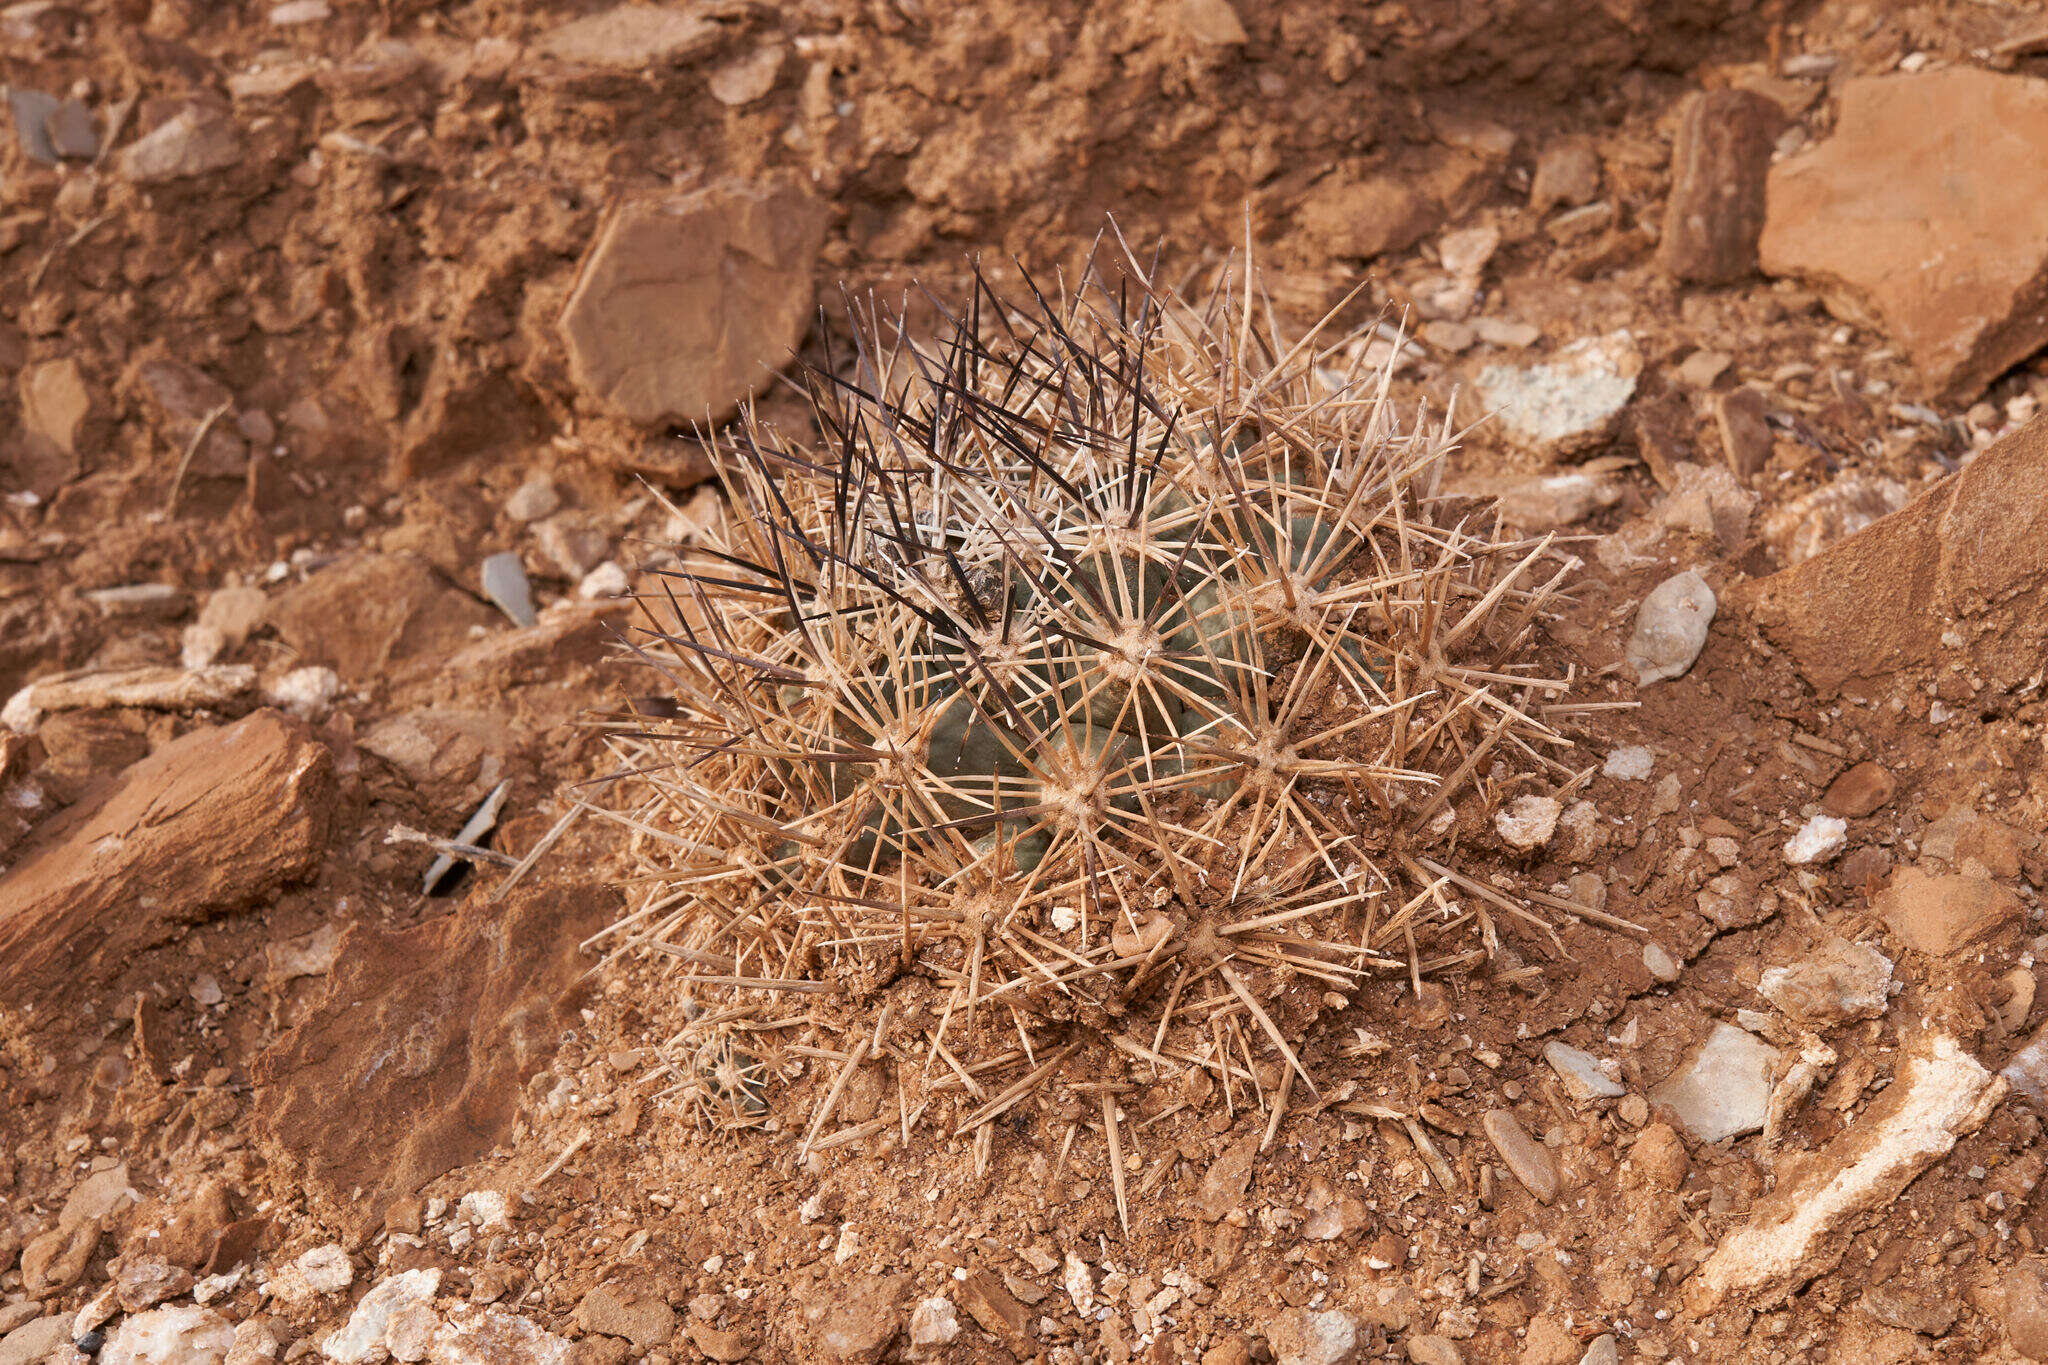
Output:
8,2,2048,1364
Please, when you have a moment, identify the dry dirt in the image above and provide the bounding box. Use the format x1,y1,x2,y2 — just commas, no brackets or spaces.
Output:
10,1,2048,1363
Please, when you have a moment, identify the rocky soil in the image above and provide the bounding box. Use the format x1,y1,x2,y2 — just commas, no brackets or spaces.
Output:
10,1,2048,1362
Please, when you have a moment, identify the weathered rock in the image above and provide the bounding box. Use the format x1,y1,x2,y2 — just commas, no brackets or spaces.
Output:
268,555,496,680
1652,461,1756,550
1758,939,1893,1025
1484,471,1620,531
431,1302,573,1365
1761,69,2048,400
1543,1041,1624,1101
687,1321,753,1362
559,180,827,425
1474,332,1641,457
1628,1122,1690,1190
1761,474,1911,567
324,1269,440,1363
252,880,610,1238
956,1270,1030,1353
1627,569,1716,684
504,477,560,523
806,1273,905,1363
1180,0,1248,45
1823,761,1896,818
1713,386,1772,479
1297,175,1439,261
1650,1023,1780,1144
21,356,91,456
1197,1132,1260,1220
0,1317,72,1365
1783,813,1846,866
117,106,243,184
1658,90,1784,284
707,44,784,106
129,357,246,477
1919,806,2023,878
1691,1035,2003,1307
906,1297,959,1354
2001,1259,2048,1361
1494,795,1561,852
117,1256,197,1310
1265,1309,1359,1365
1406,1336,1464,1365
1530,140,1601,215
1480,1110,1558,1203
532,4,718,67
101,1307,235,1365
576,1283,675,1349
1740,417,2048,695
1875,867,2022,957
0,710,333,1003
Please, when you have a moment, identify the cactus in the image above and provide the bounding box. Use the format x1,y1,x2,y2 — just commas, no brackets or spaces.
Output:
603,261,1583,1129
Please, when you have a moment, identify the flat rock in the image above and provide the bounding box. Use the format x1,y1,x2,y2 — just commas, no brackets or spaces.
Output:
1823,761,1896,818
1760,473,1911,567
576,1283,675,1350
2001,1259,2048,1361
252,880,611,1239
117,106,243,184
1760,69,2048,401
21,356,90,455
1758,939,1893,1025
1650,1022,1779,1144
1296,175,1440,261
268,554,496,680
129,357,247,477
0,710,333,1003
101,1306,234,1365
1474,332,1641,456
804,1272,905,1363
1480,1109,1558,1203
532,4,719,68
956,1270,1030,1353
1658,90,1784,284
559,179,826,425
1739,417,2048,695
1265,1308,1359,1365
1875,867,2022,957
1543,1041,1624,1101
1197,1132,1260,1220
0,1317,71,1365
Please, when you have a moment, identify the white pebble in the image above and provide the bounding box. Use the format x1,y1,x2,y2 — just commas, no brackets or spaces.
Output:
577,561,630,599
1626,569,1716,685
1783,813,1847,865
1603,745,1654,780
265,664,342,718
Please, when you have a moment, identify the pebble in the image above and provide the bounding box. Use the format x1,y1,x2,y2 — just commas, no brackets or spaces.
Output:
1822,760,1895,817
295,1244,352,1295
1676,349,1732,388
268,0,331,21
117,1257,195,1311
1626,569,1716,685
1475,333,1641,456
480,552,537,628
264,665,342,719
1418,320,1474,352
117,106,244,184
574,1283,675,1350
578,561,631,600
1649,1022,1779,1143
1471,317,1540,349
1783,812,1846,865
1758,939,1892,1024
456,1190,511,1233
1529,140,1601,215
907,1296,959,1353
1714,386,1773,478
1543,1041,1625,1100
1406,1335,1463,1365
100,1307,234,1365
1628,1122,1690,1190
1578,1333,1620,1365
1603,745,1654,780
6,87,59,162
85,584,189,620
709,43,785,106
1641,941,1680,983
1265,1308,1359,1365
505,477,561,522
1658,89,1784,284
2001,1259,2048,1360
1494,795,1561,852
1490,470,1621,531
1479,1110,1558,1203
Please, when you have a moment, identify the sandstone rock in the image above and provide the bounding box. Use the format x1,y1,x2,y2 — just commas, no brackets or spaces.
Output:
1713,386,1772,479
359,708,520,809
130,358,246,477
1474,333,1641,457
533,4,718,67
1297,175,1439,261
577,1283,674,1349
1197,1133,1260,1220
559,180,826,426
1761,474,1911,566
1651,461,1756,550
1519,1315,1577,1365
118,106,243,184
805,1272,904,1362
1180,0,1248,45
1650,1023,1779,1144
1480,1110,1558,1203
225,1318,284,1365
708,44,784,106
504,477,560,522
2002,1259,2048,1361
268,555,496,680
1876,867,2022,957
1530,140,1601,215
1486,471,1620,531
1406,1336,1463,1365
117,1256,196,1310
102,1307,234,1365
0,1316,70,1365
0,710,332,1002
1823,761,1896,818
1758,939,1893,1025
1740,417,2048,695
1919,806,2023,878
21,356,90,455
1658,90,1784,284
1628,1121,1690,1190
687,1321,752,1362
956,1270,1030,1353
1627,569,1716,684
1265,1309,1359,1365
62,1164,135,1230
1761,69,2048,401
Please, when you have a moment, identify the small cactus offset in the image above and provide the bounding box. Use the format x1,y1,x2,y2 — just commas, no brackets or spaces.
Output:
604,258,1589,1130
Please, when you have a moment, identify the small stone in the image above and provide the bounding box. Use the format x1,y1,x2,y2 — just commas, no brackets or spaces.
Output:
296,1244,353,1295
1823,761,1896,818
1649,1022,1780,1144
74,1288,119,1339
1471,317,1540,349
456,1190,511,1233
1298,175,1440,261
1543,1041,1625,1100
708,44,784,106
2001,1259,2048,1361
1474,332,1642,457
225,1318,284,1365
1418,320,1474,352
1652,461,1757,550
1179,0,1247,45
1876,867,2023,957
0,1317,71,1365
324,1269,441,1364
117,107,243,184
44,98,95,159
578,561,630,600
956,1270,1030,1353
1713,387,1773,479
269,0,331,22
535,519,611,579
1761,473,1912,565
688,1321,753,1363
1783,813,1847,865
1062,1252,1096,1315
575,1283,674,1350
21,355,91,456
101,1307,235,1365
1578,1333,1619,1365
1628,1122,1690,1190
1603,746,1654,780
533,4,718,67
1618,1094,1650,1126
1491,471,1620,531
1406,1336,1464,1365
504,478,560,522
1642,941,1681,983
1530,141,1601,215
1626,569,1716,685
264,665,342,719
118,1256,196,1310
1265,1309,1359,1365
1495,795,1561,852
1197,1133,1260,1221
1480,1110,1558,1204
1758,939,1893,1024
1677,349,1732,389
86,584,190,621
907,1297,959,1353
22,1219,98,1294
480,552,536,628
1659,89,1784,284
